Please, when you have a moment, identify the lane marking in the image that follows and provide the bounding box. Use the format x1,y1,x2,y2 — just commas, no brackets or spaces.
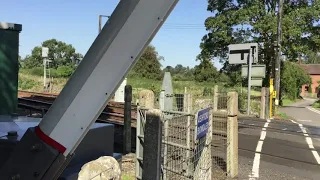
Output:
306,106,320,114
256,141,263,152
249,119,270,179
291,119,320,165
297,119,312,122
312,150,320,164
260,131,266,141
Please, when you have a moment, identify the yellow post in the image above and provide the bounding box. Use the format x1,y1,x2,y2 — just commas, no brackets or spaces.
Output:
269,79,274,118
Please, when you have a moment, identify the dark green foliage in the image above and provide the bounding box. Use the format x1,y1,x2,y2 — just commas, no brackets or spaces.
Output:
199,0,320,90
22,66,76,78
281,61,311,100
131,45,163,80
305,51,320,64
55,65,76,77
23,39,82,69
18,78,39,90
203,87,213,96
308,84,313,93
193,59,219,82
163,64,195,81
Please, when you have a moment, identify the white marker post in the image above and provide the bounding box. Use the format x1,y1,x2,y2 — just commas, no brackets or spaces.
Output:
247,48,252,115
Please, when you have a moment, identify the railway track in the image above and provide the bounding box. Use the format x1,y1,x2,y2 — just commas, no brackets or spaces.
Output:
17,90,137,127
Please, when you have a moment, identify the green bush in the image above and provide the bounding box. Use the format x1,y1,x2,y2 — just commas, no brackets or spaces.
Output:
28,67,44,76
56,66,75,77
308,84,312,93
21,65,76,78
281,62,312,100
18,78,39,90
312,101,320,108
202,87,213,96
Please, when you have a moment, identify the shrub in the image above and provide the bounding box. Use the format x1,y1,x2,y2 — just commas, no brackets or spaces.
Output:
56,65,75,77
202,87,213,96
18,78,39,90
28,67,44,76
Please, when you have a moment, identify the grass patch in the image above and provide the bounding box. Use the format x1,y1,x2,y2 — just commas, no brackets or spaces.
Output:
18,72,68,93
281,98,295,106
276,111,288,119
312,100,320,108
122,174,135,180
18,73,261,105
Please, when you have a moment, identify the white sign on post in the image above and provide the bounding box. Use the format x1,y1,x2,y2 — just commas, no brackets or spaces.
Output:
228,43,260,115
241,65,266,78
42,47,49,58
228,43,258,64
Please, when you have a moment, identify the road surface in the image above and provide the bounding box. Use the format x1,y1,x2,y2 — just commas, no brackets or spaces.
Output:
232,99,320,180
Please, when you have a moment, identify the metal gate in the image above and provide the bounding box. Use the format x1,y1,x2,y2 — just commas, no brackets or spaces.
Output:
162,108,212,180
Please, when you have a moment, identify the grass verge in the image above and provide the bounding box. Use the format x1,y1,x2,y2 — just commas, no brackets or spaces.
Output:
312,100,320,108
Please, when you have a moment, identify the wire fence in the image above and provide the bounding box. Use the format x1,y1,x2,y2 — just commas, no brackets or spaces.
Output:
162,111,195,180
162,108,212,180
212,92,229,179
136,89,238,180
158,92,190,112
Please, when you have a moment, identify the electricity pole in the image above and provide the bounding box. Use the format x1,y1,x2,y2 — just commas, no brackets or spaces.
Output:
275,0,283,106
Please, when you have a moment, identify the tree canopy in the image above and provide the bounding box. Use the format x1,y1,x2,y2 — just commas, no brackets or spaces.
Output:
163,64,195,81
281,61,311,100
130,45,163,80
305,51,320,64
199,0,320,79
23,39,83,69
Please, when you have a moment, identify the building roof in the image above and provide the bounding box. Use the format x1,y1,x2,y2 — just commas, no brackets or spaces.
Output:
299,64,320,75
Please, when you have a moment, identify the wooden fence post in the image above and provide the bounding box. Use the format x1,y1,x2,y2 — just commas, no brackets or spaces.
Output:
123,85,132,154
142,109,163,180
213,85,219,111
265,88,270,119
227,92,238,178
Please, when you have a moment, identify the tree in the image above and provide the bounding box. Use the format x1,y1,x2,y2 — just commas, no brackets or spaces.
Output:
199,0,320,86
281,61,311,100
23,39,82,69
131,45,163,80
193,59,219,82
305,51,320,64
163,64,195,81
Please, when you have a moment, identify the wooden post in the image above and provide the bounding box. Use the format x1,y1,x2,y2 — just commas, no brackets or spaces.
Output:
123,85,132,154
260,88,266,119
227,92,238,178
142,109,163,180
183,87,188,112
265,88,270,119
213,85,218,111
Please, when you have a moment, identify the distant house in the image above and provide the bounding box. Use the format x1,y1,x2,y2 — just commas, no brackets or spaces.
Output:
300,64,320,97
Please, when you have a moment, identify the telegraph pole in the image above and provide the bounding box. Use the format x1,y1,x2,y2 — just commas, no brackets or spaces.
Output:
275,0,283,106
